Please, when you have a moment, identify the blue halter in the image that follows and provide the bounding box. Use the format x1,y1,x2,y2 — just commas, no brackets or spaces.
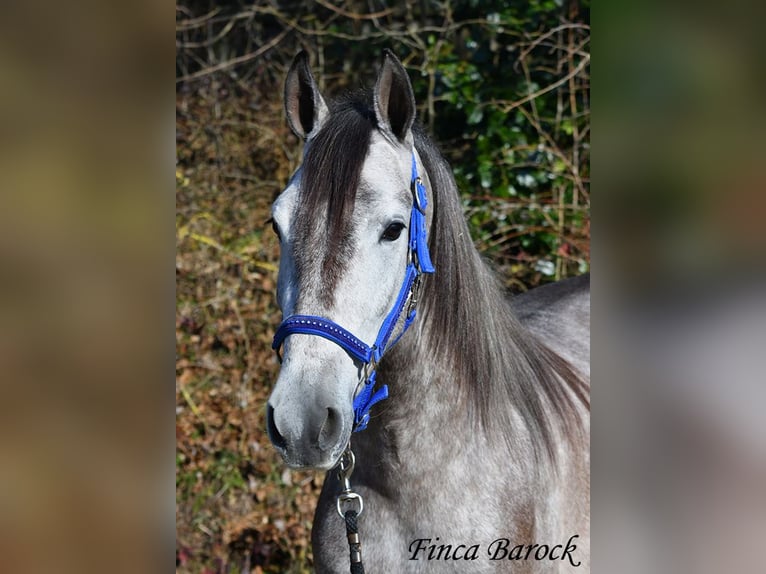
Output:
272,152,435,431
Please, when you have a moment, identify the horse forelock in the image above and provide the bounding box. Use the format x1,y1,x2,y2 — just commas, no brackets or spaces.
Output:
293,92,376,308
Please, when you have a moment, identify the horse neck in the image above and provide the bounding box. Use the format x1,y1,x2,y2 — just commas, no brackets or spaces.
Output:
349,137,580,485
349,193,534,486
349,333,475,489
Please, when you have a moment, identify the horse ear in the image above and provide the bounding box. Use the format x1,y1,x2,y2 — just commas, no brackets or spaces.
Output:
374,50,416,143
284,51,329,140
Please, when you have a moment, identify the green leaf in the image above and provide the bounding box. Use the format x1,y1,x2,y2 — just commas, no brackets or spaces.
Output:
467,106,484,125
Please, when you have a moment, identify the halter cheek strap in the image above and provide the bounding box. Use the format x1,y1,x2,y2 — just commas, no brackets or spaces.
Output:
272,151,435,431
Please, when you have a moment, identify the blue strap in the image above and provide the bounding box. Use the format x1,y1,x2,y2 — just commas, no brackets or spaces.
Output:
410,156,435,274
272,315,373,364
372,264,418,359
410,154,422,199
352,371,389,431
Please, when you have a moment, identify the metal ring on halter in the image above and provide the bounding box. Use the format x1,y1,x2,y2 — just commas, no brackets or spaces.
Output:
352,353,378,400
412,177,425,212
407,274,422,314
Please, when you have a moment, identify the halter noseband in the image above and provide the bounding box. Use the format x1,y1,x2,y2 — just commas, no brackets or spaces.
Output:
272,151,435,431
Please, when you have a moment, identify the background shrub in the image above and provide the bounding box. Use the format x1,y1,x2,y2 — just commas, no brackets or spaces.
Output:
176,1,589,571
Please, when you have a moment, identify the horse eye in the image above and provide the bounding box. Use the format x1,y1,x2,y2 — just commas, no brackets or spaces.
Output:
381,222,406,242
267,217,282,242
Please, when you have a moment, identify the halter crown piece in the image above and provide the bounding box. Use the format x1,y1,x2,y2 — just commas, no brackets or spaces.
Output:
272,151,435,431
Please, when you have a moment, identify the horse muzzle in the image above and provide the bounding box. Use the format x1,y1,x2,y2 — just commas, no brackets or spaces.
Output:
266,397,350,470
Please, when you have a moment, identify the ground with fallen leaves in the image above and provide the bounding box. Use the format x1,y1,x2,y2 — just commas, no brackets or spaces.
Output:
176,82,320,573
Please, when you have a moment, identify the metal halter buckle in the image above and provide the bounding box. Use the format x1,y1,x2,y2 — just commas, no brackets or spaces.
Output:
407,274,422,317
412,177,425,212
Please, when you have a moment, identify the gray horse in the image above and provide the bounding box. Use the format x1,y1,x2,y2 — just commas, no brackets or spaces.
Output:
266,50,589,573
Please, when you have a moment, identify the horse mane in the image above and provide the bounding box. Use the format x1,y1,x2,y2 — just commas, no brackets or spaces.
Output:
412,122,588,463
297,89,587,463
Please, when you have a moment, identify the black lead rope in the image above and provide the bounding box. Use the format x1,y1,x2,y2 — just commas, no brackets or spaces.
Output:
344,509,364,574
336,447,365,574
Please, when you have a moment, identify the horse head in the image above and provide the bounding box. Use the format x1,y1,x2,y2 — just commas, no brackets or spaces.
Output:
266,51,432,469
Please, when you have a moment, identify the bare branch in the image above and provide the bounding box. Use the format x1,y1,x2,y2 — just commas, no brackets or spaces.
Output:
490,54,590,115
176,28,290,84
313,0,395,21
175,7,223,32
517,23,590,62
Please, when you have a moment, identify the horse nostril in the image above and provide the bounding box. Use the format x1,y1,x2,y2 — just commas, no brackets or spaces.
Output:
317,407,342,451
266,404,287,450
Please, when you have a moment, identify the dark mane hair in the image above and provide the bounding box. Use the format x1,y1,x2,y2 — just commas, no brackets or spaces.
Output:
411,122,588,463
295,90,587,462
